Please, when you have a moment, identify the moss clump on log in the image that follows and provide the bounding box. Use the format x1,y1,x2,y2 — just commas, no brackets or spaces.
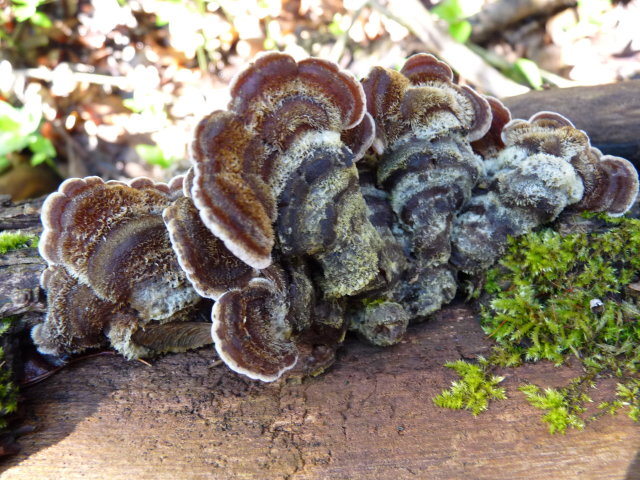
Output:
0,231,39,255
0,317,19,430
436,214,640,433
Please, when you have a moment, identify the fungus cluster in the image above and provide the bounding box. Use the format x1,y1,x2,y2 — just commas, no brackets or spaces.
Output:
33,52,639,382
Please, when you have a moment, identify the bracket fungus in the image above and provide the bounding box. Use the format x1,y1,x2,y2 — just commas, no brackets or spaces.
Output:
212,274,298,382
189,52,385,299
35,176,212,359
33,53,640,383
451,111,639,274
359,53,492,317
39,176,200,320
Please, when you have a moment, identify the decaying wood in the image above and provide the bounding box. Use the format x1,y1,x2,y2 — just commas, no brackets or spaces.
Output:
503,80,640,166
0,195,46,319
1,306,639,480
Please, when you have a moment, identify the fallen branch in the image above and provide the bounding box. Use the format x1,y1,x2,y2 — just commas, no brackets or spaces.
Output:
369,0,530,97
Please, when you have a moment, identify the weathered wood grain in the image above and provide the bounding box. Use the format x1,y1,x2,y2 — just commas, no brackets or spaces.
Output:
0,306,638,480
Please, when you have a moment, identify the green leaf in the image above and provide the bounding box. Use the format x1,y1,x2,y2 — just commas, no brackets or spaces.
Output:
328,13,345,37
514,58,543,90
29,11,52,28
432,0,465,23
0,103,22,131
135,144,173,169
12,5,36,22
449,20,472,43
28,133,55,156
0,132,29,157
26,134,56,166
122,98,142,113
0,156,10,174
0,99,43,157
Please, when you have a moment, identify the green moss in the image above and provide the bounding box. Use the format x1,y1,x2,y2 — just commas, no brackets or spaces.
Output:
0,317,19,430
0,231,39,254
482,215,640,371
598,378,640,422
435,214,640,432
519,383,589,434
433,356,507,415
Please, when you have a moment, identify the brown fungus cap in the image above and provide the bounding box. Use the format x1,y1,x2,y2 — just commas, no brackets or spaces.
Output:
500,111,589,158
39,176,200,320
572,150,639,216
361,53,492,150
341,111,376,160
190,52,369,270
163,195,257,299
499,112,639,216
34,264,211,360
32,265,122,356
471,96,512,159
211,276,298,382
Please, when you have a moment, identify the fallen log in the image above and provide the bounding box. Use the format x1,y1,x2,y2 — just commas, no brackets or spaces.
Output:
1,83,640,478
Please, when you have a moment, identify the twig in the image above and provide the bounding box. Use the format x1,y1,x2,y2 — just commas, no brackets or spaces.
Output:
22,67,133,91
367,0,529,97
468,0,576,44
137,358,153,367
328,5,366,64
467,43,579,89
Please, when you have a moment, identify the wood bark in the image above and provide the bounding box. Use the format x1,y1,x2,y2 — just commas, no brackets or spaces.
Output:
1,84,640,478
1,306,639,480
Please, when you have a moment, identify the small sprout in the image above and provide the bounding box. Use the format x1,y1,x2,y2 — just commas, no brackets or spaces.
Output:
433,357,507,415
519,384,589,434
598,380,640,422
0,231,38,254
